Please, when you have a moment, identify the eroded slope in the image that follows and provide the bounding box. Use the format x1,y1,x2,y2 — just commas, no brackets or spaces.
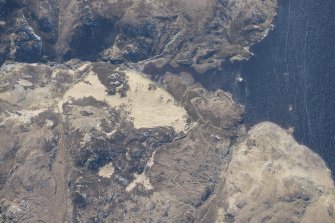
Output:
220,122,335,223
1,62,334,223
0,0,277,72
0,62,243,222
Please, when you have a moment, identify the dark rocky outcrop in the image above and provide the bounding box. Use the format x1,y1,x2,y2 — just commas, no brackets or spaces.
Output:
0,0,277,69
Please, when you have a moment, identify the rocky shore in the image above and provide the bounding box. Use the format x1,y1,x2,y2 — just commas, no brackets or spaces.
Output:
0,0,334,222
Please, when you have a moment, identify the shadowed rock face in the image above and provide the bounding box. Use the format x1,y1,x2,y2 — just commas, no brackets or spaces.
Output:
0,0,277,69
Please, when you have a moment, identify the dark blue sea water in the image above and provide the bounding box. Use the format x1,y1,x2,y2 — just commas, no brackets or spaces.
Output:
241,0,335,174
144,0,335,174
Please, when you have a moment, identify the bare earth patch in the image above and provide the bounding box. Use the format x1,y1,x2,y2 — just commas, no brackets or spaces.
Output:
58,68,188,132
98,163,115,179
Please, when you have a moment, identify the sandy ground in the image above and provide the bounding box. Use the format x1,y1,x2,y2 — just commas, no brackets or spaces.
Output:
58,69,188,132
126,173,154,192
98,163,115,178
0,84,55,109
2,109,47,124
126,151,156,192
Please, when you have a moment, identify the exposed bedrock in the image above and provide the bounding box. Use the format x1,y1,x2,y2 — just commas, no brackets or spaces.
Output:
0,62,334,222
0,0,277,70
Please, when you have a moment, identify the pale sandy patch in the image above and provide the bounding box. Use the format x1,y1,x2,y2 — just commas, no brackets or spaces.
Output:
0,84,55,109
126,151,156,192
58,69,188,132
45,119,54,127
77,63,90,72
216,207,226,223
17,79,33,87
124,70,187,132
147,151,156,170
57,72,122,113
126,173,153,192
98,163,115,178
106,129,117,138
5,109,47,124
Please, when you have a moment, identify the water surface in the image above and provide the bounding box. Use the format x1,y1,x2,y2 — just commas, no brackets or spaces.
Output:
241,0,335,174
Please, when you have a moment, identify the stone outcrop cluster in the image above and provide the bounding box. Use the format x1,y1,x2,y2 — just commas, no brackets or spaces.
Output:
0,0,334,223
